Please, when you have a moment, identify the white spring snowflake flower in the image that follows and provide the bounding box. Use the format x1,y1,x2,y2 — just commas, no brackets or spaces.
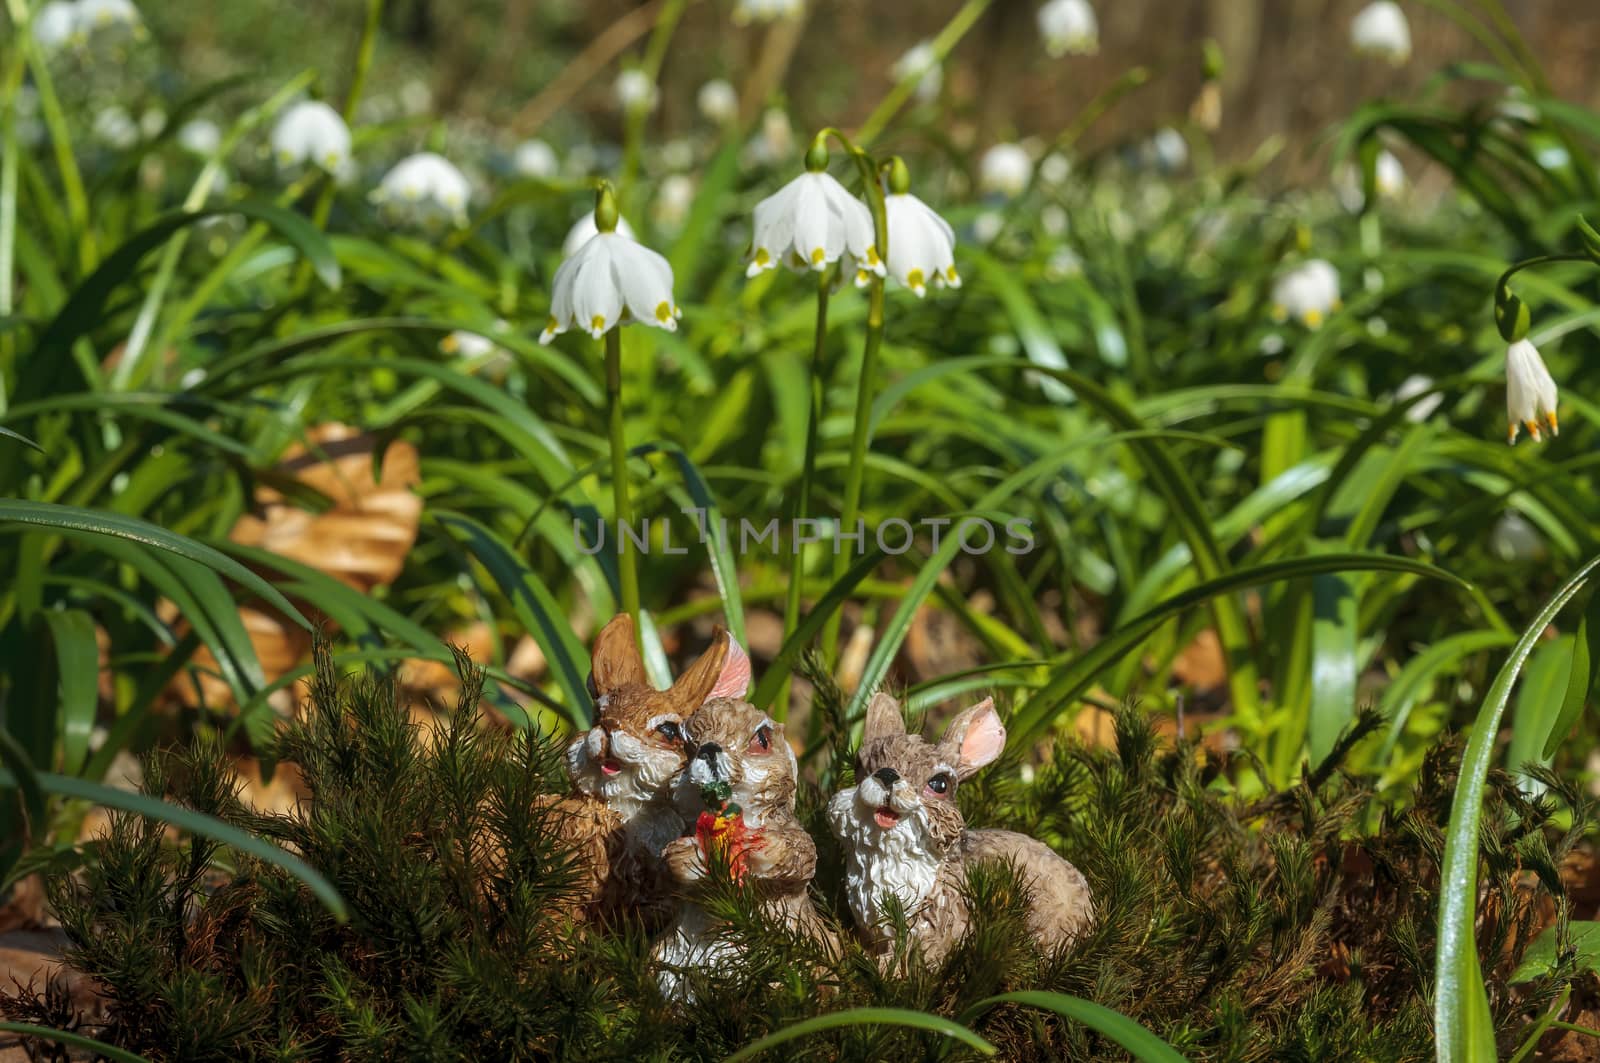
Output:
93,105,138,150
373,152,472,228
733,0,803,23
541,229,680,344
441,330,496,359
32,2,79,52
654,174,696,232
877,189,960,297
271,101,352,177
746,164,883,278
1039,152,1072,186
1351,1,1411,65
1038,0,1099,57
697,79,739,125
1490,511,1546,562
1271,260,1341,329
615,69,659,114
971,211,1004,245
1505,338,1558,444
893,42,943,104
979,143,1033,198
78,0,140,30
514,139,558,180
562,211,638,258
177,119,221,158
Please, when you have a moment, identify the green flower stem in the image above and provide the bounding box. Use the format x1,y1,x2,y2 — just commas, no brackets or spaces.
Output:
293,0,384,292
0,34,23,414
1496,253,1593,293
811,129,891,671
112,70,315,392
605,326,640,629
4,0,94,272
776,270,832,721
853,0,993,147
619,0,688,202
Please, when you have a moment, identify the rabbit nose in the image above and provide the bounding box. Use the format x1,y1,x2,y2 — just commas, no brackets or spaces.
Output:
696,742,723,764
872,768,899,787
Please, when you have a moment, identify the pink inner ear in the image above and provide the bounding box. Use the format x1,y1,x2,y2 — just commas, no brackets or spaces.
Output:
959,699,1006,770
707,635,751,700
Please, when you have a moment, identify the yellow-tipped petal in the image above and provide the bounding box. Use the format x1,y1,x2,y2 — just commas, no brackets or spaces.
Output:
809,247,826,266
1547,411,1560,436
1303,308,1324,329
1525,419,1543,443
655,301,673,324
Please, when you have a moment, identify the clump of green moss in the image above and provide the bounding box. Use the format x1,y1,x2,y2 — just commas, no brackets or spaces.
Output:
6,646,1586,1060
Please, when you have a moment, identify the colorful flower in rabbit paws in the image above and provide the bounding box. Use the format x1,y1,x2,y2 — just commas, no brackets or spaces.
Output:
694,781,760,884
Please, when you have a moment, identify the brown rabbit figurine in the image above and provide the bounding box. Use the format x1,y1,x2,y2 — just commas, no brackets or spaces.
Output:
554,614,749,929
828,692,1092,965
653,697,834,1000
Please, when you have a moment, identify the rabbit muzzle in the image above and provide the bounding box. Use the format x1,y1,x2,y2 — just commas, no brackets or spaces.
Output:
855,770,919,831
687,741,732,786
567,721,681,810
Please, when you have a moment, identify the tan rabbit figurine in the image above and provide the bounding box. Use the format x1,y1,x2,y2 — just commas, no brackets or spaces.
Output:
653,697,834,1000
552,614,749,929
828,692,1093,965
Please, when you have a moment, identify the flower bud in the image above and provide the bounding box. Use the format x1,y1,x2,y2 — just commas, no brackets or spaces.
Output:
804,133,829,174
1495,281,1530,344
885,156,911,196
594,183,620,234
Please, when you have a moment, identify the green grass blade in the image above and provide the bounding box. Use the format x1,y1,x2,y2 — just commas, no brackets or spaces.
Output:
1376,631,1515,765
0,767,347,921
434,512,590,727
1543,592,1600,759
1435,552,1600,1063
751,548,888,711
1505,635,1572,794
0,501,309,629
959,991,1188,1062
1010,553,1470,746
0,1023,151,1063
723,1007,995,1062
1307,573,1359,765
0,727,45,845
39,608,97,776
0,425,40,451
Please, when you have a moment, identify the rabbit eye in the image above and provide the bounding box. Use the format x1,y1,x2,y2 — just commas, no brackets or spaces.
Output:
925,772,951,796
747,724,773,754
654,721,683,743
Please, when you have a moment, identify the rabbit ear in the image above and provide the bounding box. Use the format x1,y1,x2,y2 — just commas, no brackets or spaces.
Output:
590,614,650,696
706,633,751,700
862,691,907,744
941,697,1006,779
666,626,732,713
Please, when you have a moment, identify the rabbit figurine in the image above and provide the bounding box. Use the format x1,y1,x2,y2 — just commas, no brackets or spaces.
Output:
553,614,750,929
828,692,1092,965
653,697,834,1000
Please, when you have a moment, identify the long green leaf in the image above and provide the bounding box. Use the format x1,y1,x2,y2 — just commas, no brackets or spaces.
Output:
1544,591,1600,759
434,512,590,727
0,1023,152,1063
0,767,347,921
751,548,888,711
39,608,97,776
0,501,308,628
1435,552,1600,1063
1011,553,1470,746
959,992,1188,1063
724,1007,995,1062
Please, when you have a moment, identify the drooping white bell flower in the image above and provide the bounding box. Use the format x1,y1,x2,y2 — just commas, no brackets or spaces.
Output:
746,143,883,279
1490,511,1547,562
653,174,696,232
514,139,558,180
1505,338,1558,444
1374,149,1406,197
373,152,471,228
561,210,637,258
869,158,959,297
271,101,353,177
697,79,739,125
177,119,221,158
1351,1,1411,65
615,69,659,114
979,143,1033,198
93,105,138,150
971,211,1004,245
78,0,141,38
1038,0,1099,57
893,42,943,104
1039,153,1072,186
733,0,803,23
541,203,681,344
32,2,79,52
441,330,496,360
1148,127,1189,172
1271,259,1341,328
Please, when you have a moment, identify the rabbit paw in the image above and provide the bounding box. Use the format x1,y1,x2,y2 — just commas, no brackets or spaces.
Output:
664,836,708,883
